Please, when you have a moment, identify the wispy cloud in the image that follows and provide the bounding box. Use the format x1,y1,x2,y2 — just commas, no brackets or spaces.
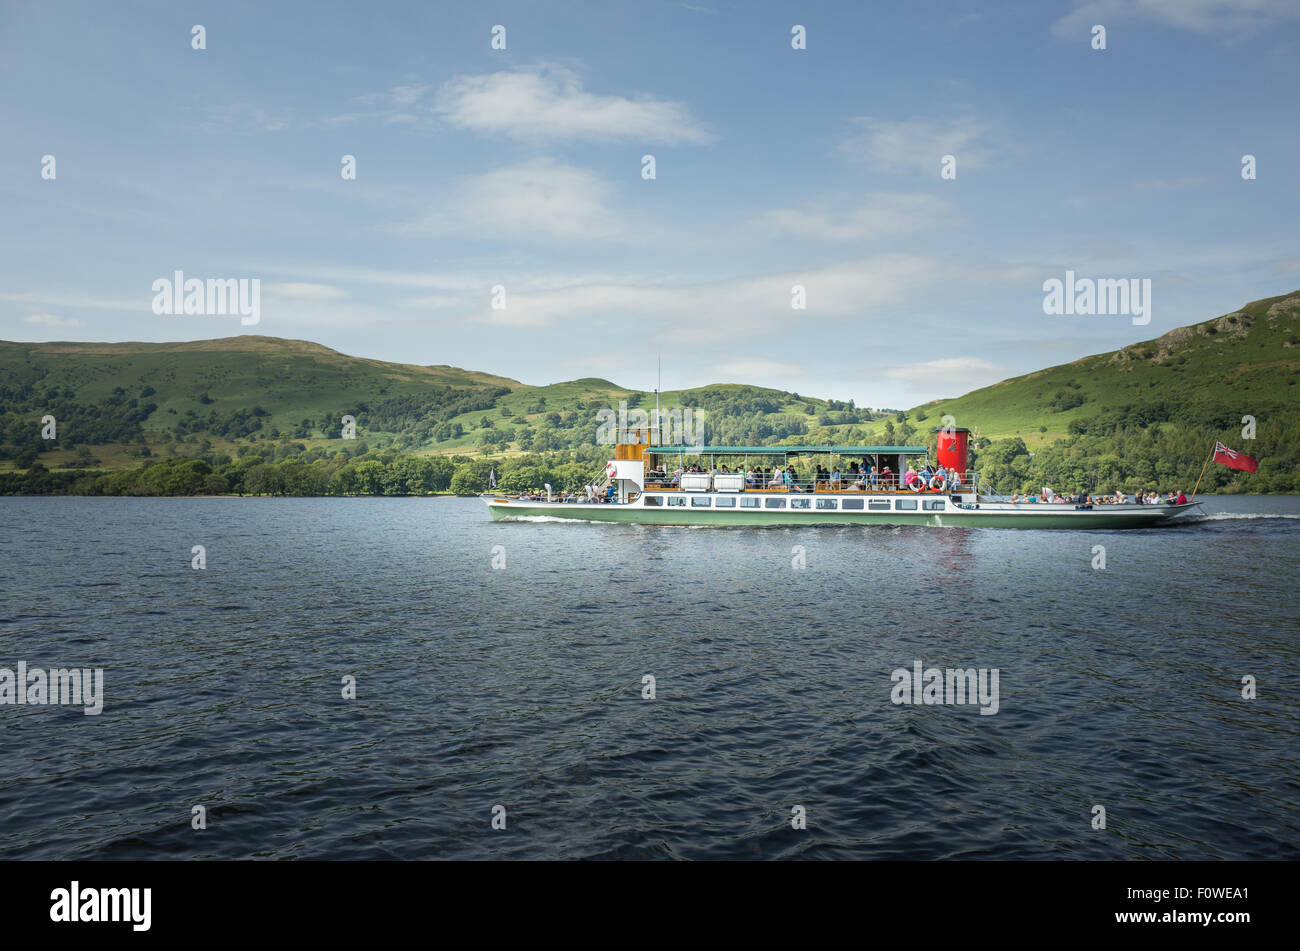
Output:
1131,175,1210,192
433,64,714,144
264,283,347,301
755,193,954,241
1051,0,1300,40
24,313,82,327
884,356,1004,388
713,357,804,378
840,116,995,175
468,253,937,331
394,158,626,242
190,102,291,134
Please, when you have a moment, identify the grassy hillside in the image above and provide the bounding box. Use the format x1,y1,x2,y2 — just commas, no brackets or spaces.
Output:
881,291,1300,493
903,291,1300,448
3,291,1298,494
0,335,869,468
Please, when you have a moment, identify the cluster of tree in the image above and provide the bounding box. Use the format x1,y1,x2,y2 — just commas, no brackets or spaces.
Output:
0,444,615,497
0,385,157,456
964,419,1299,495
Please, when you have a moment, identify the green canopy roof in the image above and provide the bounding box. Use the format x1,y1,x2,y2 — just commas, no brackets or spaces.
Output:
645,445,928,455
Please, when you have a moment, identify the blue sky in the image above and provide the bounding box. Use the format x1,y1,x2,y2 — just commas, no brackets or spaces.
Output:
1,0,1297,408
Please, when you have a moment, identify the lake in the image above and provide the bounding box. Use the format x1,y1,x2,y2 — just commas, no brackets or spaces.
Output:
1,494,1296,859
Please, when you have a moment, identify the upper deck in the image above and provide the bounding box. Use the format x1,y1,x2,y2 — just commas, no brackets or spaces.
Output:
637,442,975,495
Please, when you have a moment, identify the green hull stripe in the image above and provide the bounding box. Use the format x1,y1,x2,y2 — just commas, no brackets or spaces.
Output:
486,501,1193,529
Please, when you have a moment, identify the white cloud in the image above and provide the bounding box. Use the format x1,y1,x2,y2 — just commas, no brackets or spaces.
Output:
396,158,625,241
1051,0,1300,40
1131,175,1210,192
433,65,714,144
467,253,936,331
883,357,1004,390
24,313,82,327
756,193,954,240
1,292,138,311
713,357,804,378
840,117,994,175
264,283,347,300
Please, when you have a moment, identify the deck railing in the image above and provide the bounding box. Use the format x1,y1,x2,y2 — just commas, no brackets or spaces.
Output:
642,472,978,494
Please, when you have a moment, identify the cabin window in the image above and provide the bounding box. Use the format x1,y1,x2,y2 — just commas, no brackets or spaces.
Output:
667,496,686,507
922,500,945,511
764,498,786,509
895,499,918,510
868,500,890,510
815,499,837,510
790,498,811,509
644,495,662,506
740,497,761,508
691,496,712,507
841,498,864,510
715,496,736,508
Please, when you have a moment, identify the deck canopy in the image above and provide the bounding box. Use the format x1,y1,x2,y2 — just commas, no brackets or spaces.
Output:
645,445,928,456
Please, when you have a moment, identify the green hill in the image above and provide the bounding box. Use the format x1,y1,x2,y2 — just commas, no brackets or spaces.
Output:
3,291,1298,494
0,335,865,467
887,291,1300,493
906,291,1300,446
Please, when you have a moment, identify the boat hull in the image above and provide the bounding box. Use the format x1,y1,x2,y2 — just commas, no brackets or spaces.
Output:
485,497,1201,529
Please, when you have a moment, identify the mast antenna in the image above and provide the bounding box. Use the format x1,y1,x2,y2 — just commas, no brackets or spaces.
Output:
655,353,661,446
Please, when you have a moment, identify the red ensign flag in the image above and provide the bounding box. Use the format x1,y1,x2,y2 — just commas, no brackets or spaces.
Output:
1213,441,1258,473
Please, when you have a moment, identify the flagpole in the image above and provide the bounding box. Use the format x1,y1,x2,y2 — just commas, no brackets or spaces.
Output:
1189,442,1216,500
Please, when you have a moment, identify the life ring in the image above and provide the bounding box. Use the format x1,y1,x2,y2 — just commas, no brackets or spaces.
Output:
605,461,618,478
928,476,943,490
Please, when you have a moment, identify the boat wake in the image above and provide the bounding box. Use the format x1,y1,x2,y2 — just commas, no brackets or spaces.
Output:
1196,512,1300,521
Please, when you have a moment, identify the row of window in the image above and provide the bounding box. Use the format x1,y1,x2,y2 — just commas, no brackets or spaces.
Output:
643,495,946,511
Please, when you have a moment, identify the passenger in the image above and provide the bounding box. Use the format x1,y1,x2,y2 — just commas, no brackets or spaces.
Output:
1175,490,1187,505
1011,493,1020,503
904,466,918,487
881,465,893,488
868,465,878,488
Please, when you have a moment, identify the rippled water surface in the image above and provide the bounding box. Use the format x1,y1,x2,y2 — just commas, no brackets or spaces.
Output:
1,495,1297,860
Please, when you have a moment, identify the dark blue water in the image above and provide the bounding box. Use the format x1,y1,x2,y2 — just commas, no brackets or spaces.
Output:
1,495,1296,859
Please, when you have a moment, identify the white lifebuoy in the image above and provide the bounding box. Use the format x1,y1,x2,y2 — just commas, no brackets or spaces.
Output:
929,476,943,490
605,461,618,478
